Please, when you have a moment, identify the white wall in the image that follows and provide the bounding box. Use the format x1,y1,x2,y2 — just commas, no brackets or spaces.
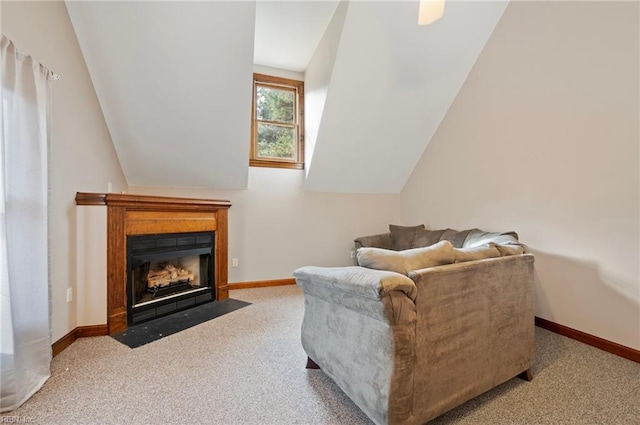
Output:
401,2,640,350
76,207,107,327
303,0,348,174
131,167,400,283
2,1,128,341
254,64,303,82
66,1,256,189
303,0,508,193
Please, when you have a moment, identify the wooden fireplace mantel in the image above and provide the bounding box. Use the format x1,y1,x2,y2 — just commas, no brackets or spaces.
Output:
76,192,231,335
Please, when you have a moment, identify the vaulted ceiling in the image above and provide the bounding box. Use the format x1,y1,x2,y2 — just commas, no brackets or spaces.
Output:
66,0,507,193
304,0,508,193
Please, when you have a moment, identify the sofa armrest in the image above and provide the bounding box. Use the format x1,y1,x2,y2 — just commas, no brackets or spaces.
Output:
294,266,417,326
296,266,418,424
294,266,417,302
407,254,535,424
354,233,392,250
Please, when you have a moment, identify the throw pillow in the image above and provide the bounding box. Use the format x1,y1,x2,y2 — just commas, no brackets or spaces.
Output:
463,229,520,248
453,244,501,263
411,229,445,248
491,243,526,256
357,240,455,276
389,224,425,251
439,228,474,248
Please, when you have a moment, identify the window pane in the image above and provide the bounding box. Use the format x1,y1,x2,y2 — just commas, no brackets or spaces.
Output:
256,86,295,124
257,123,296,159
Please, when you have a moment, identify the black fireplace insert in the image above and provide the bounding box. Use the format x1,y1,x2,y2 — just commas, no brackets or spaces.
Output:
126,231,215,325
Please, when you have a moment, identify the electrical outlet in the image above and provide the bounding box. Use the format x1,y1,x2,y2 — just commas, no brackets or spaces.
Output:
66,288,73,303
107,181,113,193
232,258,238,267
350,250,356,259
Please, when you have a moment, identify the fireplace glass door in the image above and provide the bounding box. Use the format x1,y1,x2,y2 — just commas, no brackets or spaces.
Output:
127,232,215,324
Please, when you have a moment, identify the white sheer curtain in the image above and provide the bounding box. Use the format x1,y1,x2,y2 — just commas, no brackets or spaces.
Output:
0,35,53,412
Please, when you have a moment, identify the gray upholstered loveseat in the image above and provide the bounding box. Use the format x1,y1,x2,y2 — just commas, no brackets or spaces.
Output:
293,225,535,425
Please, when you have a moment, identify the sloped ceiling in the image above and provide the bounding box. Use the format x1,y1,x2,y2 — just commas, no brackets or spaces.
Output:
254,1,339,72
66,0,507,193
66,1,256,189
304,0,508,193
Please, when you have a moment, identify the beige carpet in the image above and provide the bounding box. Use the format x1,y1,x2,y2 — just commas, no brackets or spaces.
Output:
7,285,640,424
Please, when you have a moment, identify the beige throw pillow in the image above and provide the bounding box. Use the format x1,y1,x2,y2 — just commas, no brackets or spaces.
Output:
357,240,455,276
491,242,526,256
453,244,501,263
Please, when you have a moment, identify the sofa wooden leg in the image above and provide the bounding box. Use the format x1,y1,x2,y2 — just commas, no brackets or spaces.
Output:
518,368,533,381
306,357,321,370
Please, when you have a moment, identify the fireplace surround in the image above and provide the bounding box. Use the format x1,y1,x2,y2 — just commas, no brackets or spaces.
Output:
75,193,231,335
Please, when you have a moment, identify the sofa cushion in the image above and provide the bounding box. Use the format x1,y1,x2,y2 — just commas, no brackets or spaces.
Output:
463,229,520,248
453,244,501,263
354,233,392,250
439,228,474,248
491,243,526,256
411,229,445,248
389,224,425,251
357,240,455,276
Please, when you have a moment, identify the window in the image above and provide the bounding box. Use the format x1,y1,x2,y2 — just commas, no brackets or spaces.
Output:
250,73,304,169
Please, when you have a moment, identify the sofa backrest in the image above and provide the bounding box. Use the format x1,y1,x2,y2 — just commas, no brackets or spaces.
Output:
355,226,523,251
354,226,527,275
354,232,392,250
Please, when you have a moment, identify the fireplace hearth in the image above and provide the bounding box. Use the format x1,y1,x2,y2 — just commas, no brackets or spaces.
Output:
127,231,215,324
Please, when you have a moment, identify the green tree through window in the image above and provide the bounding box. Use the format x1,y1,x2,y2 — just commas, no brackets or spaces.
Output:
251,74,304,169
256,86,295,159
